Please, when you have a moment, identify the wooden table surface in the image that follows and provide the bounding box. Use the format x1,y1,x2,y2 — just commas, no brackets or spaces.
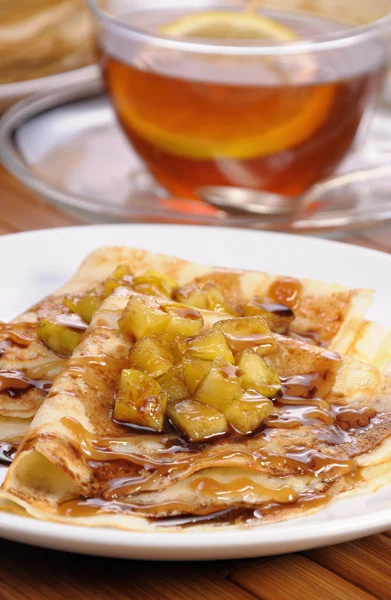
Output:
1,164,391,600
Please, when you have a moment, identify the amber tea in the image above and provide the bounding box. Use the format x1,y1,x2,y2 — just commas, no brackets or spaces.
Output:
103,6,388,199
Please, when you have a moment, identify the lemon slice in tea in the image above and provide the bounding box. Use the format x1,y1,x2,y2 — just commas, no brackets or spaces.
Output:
160,10,298,40
120,11,335,160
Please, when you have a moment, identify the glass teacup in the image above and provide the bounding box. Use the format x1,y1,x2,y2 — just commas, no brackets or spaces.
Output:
89,0,391,201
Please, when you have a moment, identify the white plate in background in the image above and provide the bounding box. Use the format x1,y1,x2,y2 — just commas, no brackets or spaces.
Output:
0,65,100,114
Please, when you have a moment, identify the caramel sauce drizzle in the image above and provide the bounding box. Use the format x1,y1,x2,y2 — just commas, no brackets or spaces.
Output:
190,476,298,503
0,442,17,466
60,397,360,499
0,369,52,396
265,370,377,432
257,302,294,318
61,416,176,468
55,356,378,523
224,332,275,353
53,314,88,331
58,497,130,518
0,322,37,346
56,488,337,521
26,359,66,381
70,356,129,369
268,277,302,311
0,312,87,353
334,406,377,431
289,331,326,347
266,278,333,347
166,305,201,321
66,356,129,393
265,405,335,429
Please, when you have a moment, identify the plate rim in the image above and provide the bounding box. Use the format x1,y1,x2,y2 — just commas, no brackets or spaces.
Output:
2,506,391,560
1,223,391,559
2,221,391,262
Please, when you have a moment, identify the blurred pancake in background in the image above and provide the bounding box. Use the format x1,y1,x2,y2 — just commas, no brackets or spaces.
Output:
0,0,99,111
0,0,96,83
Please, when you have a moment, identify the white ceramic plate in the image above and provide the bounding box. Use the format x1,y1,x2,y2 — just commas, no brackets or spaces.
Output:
1,224,391,561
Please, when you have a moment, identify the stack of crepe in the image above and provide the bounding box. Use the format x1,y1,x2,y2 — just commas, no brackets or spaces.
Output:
1,247,391,531
0,0,96,85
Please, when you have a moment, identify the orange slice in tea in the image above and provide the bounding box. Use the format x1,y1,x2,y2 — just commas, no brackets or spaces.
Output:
122,11,335,160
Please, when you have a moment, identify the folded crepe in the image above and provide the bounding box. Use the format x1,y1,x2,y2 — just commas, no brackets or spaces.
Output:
0,246,388,449
63,246,375,355
2,287,391,531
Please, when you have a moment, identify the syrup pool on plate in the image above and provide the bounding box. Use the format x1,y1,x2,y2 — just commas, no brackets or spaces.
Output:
102,5,387,199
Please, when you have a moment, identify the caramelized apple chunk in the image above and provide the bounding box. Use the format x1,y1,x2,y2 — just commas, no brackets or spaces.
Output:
65,294,102,324
204,284,237,315
133,272,178,298
157,365,188,402
174,284,208,309
170,338,186,364
129,337,173,378
175,283,236,315
167,399,228,441
238,350,281,399
194,358,242,410
225,391,273,434
242,299,294,334
183,357,212,395
181,330,234,363
103,264,133,297
38,319,84,356
114,369,167,431
213,316,277,355
161,303,204,340
118,295,170,340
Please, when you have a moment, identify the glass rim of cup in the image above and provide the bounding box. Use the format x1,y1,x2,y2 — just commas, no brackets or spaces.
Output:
88,0,391,56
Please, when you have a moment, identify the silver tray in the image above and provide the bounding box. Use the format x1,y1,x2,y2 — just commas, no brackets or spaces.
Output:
1,78,391,235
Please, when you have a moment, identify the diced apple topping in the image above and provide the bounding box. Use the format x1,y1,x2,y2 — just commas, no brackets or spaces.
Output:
110,274,295,440
213,316,277,355
175,283,237,315
38,319,84,356
183,357,212,395
103,264,133,297
157,365,189,402
161,303,204,340
129,337,173,379
203,284,238,315
224,391,273,434
238,350,281,399
242,298,294,334
65,294,102,324
132,272,178,298
170,338,187,364
194,358,243,410
118,295,204,344
167,399,228,440
174,284,209,309
181,330,235,363
114,369,167,431
118,295,171,340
